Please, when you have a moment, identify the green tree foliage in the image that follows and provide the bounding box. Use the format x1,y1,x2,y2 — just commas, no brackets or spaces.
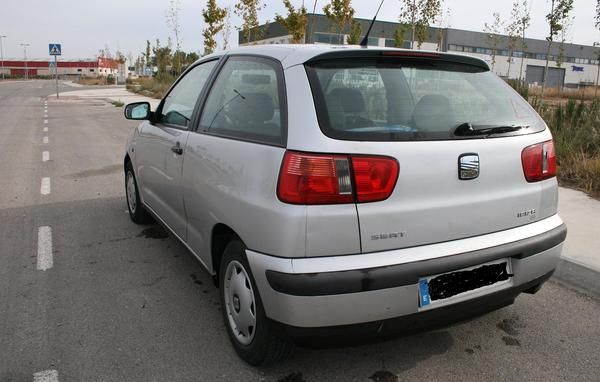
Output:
275,0,309,43
484,12,504,71
323,0,355,44
234,0,266,44
153,39,172,78
347,20,362,45
399,0,441,49
394,27,406,48
202,0,228,55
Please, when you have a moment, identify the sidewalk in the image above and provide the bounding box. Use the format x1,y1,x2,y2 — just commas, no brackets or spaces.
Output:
49,86,160,108
52,86,600,296
556,187,600,296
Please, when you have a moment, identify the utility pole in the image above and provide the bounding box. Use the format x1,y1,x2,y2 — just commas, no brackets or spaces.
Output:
20,43,30,80
0,35,6,80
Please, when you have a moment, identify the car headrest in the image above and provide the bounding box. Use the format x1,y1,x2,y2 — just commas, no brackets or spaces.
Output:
230,92,275,123
412,94,454,131
328,88,366,113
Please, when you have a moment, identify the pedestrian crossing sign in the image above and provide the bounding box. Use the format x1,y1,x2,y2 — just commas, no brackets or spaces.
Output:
49,44,61,56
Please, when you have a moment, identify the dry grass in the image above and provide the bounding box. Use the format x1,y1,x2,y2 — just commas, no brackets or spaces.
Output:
537,99,600,197
126,76,175,99
530,86,600,103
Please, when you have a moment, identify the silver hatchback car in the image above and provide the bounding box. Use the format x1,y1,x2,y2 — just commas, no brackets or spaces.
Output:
123,45,567,365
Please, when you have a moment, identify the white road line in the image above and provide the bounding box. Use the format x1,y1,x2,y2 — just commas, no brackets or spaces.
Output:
43,151,50,162
33,369,58,382
44,114,48,118
43,136,49,144
44,120,48,124
36,227,53,271
41,177,51,195
43,127,48,132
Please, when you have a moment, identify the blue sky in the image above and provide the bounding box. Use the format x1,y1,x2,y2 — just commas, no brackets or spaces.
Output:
1,0,598,59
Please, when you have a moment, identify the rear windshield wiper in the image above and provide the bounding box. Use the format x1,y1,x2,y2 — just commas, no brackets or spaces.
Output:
454,123,528,137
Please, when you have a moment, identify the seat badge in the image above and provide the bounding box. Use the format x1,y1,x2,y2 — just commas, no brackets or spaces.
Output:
459,154,480,180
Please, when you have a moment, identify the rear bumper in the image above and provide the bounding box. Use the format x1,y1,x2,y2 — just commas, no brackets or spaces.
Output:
246,215,566,329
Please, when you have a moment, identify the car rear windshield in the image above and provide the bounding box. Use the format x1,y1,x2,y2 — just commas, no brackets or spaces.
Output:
305,58,545,141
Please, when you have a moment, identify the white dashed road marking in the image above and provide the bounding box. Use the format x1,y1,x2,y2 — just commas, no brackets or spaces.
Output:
41,177,51,195
33,369,58,382
44,114,48,118
44,120,48,124
36,227,53,271
43,151,50,162
43,136,48,144
43,127,48,132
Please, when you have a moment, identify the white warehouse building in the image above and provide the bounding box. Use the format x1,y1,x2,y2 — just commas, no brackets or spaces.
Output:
243,14,599,88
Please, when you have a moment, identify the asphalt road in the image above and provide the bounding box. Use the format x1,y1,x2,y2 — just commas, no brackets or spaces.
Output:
1,80,599,382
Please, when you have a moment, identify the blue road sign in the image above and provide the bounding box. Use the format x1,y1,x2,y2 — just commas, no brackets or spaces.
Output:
49,43,61,56
48,61,56,68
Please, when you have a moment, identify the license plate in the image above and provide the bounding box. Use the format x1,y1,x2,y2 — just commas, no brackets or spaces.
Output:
418,259,513,308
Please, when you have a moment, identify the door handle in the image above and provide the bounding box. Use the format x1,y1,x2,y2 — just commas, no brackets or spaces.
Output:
171,142,183,155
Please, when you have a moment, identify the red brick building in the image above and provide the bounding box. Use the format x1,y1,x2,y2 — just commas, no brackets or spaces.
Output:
0,57,121,77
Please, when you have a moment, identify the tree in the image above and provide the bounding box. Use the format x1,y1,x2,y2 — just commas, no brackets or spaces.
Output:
347,20,362,45
505,1,521,78
145,40,152,72
540,0,574,101
221,7,233,49
323,0,355,44
234,0,266,44
484,12,504,72
275,0,309,44
202,0,228,55
166,0,183,74
153,39,172,78
516,0,531,83
556,16,572,69
394,27,406,48
399,0,441,49
594,0,600,98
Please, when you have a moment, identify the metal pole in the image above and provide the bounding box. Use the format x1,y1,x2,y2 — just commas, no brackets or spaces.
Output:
55,55,59,99
0,36,6,80
20,43,30,80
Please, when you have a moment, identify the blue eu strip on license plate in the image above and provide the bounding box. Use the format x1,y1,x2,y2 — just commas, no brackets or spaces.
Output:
419,278,431,307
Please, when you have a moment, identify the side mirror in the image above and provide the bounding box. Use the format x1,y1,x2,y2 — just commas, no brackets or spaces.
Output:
124,102,151,120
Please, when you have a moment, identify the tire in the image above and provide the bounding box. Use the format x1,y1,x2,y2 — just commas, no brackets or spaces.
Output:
219,239,292,366
125,161,153,224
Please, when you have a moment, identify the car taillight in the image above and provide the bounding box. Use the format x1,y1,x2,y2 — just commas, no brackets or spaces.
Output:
521,140,556,182
277,151,399,205
352,156,399,203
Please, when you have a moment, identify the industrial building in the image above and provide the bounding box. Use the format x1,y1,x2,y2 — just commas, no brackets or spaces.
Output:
241,14,600,88
0,57,121,78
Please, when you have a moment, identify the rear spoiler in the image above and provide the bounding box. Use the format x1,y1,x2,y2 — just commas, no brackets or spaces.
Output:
304,49,490,72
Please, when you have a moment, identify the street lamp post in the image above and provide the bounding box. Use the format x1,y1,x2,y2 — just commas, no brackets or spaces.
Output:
0,35,6,80
20,43,30,80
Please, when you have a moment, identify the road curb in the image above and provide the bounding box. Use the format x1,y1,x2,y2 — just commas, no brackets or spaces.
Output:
552,258,600,298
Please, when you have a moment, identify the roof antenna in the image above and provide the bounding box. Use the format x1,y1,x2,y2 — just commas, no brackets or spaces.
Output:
360,0,385,47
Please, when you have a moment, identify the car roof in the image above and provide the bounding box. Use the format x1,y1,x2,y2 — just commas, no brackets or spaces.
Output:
201,44,490,70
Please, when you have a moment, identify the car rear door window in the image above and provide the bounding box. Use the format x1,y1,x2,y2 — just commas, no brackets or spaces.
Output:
159,60,217,128
306,59,545,141
199,56,286,146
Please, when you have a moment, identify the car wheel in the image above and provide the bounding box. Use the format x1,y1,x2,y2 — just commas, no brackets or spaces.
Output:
125,161,153,224
219,239,292,366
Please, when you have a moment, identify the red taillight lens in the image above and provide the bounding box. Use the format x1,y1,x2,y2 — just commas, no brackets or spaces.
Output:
521,140,557,182
351,156,400,203
277,152,354,204
277,151,399,205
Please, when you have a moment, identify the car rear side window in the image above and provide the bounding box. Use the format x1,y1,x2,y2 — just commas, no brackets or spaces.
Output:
305,58,545,141
199,56,286,146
